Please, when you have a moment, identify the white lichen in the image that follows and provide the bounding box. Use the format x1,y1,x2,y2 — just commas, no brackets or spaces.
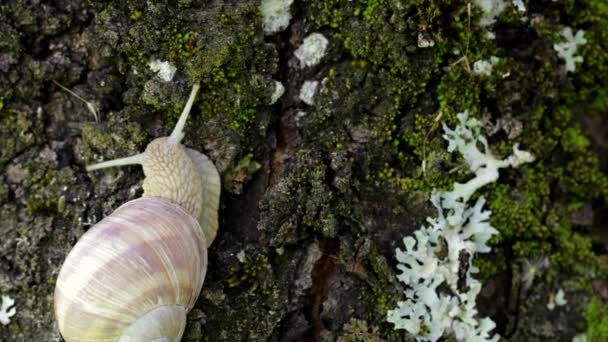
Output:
473,0,507,27
512,0,526,12
261,0,294,34
555,289,567,306
473,57,499,76
270,80,285,104
0,295,16,325
547,289,567,310
148,59,177,82
299,80,319,105
521,256,549,291
387,111,534,341
294,33,329,68
417,32,435,48
236,250,246,263
553,27,587,72
472,0,526,39
295,110,307,127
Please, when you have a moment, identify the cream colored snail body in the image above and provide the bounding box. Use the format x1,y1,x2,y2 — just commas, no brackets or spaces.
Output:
54,83,221,342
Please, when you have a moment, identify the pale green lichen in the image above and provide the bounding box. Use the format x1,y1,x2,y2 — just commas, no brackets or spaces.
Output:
294,33,329,68
299,80,319,105
387,112,533,341
261,0,294,34
270,80,285,104
554,27,587,72
0,295,16,325
148,59,177,82
223,153,262,194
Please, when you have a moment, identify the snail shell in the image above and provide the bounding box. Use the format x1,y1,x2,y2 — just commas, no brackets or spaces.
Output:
54,198,206,341
54,83,221,341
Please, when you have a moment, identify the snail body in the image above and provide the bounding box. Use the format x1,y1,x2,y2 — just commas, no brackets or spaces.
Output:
54,84,221,341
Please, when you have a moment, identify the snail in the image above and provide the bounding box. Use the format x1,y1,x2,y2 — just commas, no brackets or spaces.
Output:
53,83,221,341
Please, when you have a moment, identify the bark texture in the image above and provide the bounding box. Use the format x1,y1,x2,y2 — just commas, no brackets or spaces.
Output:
1,0,607,341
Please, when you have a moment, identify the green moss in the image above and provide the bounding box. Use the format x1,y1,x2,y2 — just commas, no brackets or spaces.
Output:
424,0,608,285
89,1,276,167
129,10,142,20
338,318,382,342
367,243,399,316
298,5,608,340
0,177,7,204
569,2,608,114
0,147,88,340
227,254,273,293
312,2,425,76
167,31,197,61
0,110,36,165
308,0,344,29
481,149,604,276
582,297,608,340
81,116,147,164
26,194,62,215
223,153,262,194
198,248,286,341
25,169,72,216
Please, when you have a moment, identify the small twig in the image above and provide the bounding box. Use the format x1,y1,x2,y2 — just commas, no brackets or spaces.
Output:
52,80,99,123
466,3,471,56
446,4,473,73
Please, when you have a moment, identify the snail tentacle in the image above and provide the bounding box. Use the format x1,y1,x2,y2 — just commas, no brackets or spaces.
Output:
86,152,146,171
168,83,200,145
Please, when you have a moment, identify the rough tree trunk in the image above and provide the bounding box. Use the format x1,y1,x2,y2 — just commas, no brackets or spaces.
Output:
1,1,607,341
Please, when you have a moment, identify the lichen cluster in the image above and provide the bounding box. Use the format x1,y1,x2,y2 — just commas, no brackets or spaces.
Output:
387,112,533,341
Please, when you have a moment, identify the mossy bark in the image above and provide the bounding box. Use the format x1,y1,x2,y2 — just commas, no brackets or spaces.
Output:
1,0,607,341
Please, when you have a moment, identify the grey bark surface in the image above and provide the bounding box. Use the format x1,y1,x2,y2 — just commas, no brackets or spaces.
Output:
1,1,607,341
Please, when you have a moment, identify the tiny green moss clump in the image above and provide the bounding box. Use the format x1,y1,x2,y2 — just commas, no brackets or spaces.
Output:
338,318,381,342
197,247,287,342
227,253,275,295
223,153,262,194
581,297,608,340
80,115,147,164
0,110,36,165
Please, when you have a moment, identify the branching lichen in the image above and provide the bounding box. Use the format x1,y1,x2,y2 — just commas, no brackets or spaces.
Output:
388,112,533,341
0,295,16,325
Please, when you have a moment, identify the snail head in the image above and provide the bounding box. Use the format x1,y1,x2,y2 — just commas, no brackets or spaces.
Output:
86,83,205,217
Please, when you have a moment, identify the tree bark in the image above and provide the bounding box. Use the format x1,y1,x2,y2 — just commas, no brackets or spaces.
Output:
1,0,607,341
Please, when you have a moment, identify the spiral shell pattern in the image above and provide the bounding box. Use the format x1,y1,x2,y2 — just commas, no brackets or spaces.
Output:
54,197,207,341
